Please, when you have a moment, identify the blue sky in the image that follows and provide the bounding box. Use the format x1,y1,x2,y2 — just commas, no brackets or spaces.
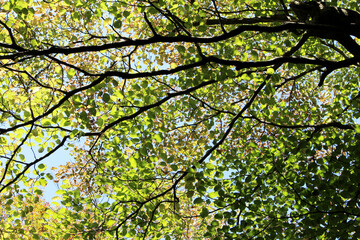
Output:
20,144,73,202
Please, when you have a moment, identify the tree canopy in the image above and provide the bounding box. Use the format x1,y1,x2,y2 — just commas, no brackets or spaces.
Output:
1,0,360,239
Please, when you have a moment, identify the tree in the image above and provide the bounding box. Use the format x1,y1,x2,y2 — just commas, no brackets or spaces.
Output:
0,0,360,239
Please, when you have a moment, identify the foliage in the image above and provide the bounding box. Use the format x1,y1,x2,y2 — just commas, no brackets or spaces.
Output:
0,0,360,239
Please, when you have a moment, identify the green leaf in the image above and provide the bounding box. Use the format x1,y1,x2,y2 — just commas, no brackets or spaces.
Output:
123,11,130,17
200,207,209,218
38,164,46,171
266,68,275,74
154,134,162,143
102,93,111,103
38,147,45,153
194,197,203,204
129,157,137,168
170,164,178,171
208,191,219,199
177,45,186,53
67,68,76,78
113,20,122,28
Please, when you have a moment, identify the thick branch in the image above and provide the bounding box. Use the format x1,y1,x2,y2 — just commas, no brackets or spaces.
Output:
0,23,356,59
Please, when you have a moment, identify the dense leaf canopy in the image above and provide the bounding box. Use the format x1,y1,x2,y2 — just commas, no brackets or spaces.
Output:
0,0,360,239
